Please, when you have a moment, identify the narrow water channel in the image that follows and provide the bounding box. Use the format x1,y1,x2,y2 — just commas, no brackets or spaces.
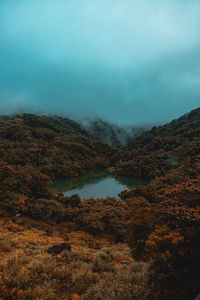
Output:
50,169,149,199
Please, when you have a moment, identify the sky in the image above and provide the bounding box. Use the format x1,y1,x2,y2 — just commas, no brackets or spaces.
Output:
0,0,200,125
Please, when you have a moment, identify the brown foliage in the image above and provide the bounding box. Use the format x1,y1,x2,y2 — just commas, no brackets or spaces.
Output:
112,107,200,180
0,114,116,180
1,109,200,299
62,196,129,241
116,108,200,299
126,174,200,299
0,218,149,300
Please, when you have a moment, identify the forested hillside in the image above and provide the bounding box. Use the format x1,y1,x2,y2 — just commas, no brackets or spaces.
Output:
0,109,200,299
0,113,118,219
114,108,200,299
111,107,200,179
0,114,116,179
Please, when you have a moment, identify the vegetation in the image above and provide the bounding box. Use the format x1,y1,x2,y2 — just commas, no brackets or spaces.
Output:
0,218,149,299
0,109,200,299
111,107,200,179
0,114,116,179
80,118,150,147
115,108,200,299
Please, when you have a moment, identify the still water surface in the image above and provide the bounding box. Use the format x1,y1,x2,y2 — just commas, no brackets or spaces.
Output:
51,169,149,199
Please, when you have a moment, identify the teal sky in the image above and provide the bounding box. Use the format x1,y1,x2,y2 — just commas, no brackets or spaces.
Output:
0,0,200,125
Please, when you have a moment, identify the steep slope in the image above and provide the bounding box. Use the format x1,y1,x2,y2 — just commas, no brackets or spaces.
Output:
80,118,150,147
112,107,200,179
115,107,200,299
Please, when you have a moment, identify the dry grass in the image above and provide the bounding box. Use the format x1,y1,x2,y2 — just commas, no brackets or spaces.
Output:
0,218,149,300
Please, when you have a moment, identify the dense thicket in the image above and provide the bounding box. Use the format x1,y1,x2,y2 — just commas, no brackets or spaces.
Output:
111,108,200,179
116,108,200,299
0,114,116,179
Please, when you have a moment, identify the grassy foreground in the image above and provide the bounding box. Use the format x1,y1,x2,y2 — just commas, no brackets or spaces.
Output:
0,217,149,300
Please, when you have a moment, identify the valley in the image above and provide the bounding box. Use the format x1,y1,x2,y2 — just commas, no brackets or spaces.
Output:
0,109,200,299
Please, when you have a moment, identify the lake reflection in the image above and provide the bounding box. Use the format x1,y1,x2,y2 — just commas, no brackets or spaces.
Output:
50,169,149,199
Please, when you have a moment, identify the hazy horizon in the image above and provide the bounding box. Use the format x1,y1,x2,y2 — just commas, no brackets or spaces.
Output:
0,0,200,125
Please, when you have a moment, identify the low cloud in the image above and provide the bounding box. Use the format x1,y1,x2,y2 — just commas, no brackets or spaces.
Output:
0,0,200,124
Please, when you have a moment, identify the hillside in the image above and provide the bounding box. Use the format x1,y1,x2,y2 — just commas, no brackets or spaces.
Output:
113,107,200,299
0,114,117,179
0,110,200,299
0,113,119,220
111,107,200,179
80,118,150,147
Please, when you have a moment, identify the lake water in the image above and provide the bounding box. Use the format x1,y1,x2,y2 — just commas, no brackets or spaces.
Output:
50,169,149,199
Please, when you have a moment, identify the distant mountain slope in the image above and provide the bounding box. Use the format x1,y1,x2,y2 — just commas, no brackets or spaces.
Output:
80,118,151,147
1,113,89,137
111,107,200,179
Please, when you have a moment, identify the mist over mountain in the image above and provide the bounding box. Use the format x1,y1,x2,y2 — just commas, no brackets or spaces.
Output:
80,118,152,147
0,0,200,123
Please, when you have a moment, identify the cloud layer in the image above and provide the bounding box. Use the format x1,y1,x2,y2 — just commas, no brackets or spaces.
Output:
0,0,200,124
